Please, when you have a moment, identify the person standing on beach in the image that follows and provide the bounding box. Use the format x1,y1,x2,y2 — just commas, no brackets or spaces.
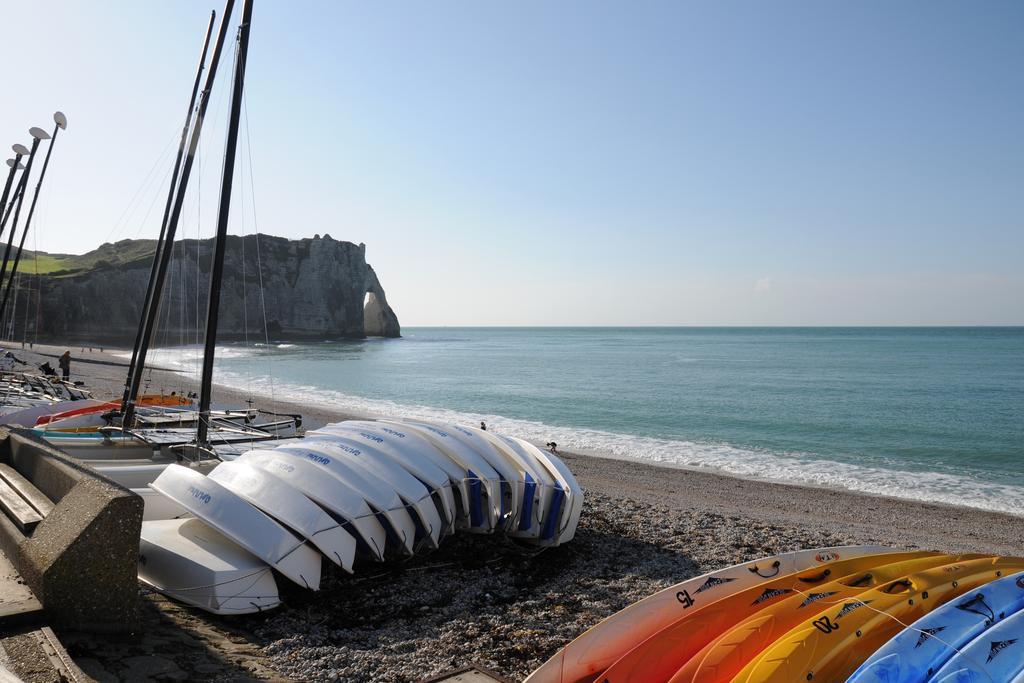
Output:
480,421,487,431
58,351,71,381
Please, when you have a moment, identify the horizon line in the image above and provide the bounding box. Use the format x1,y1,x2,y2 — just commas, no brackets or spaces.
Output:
399,324,1024,329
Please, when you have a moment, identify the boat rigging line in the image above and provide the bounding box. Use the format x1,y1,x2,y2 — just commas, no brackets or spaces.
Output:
120,10,217,416
197,0,255,447
122,0,237,428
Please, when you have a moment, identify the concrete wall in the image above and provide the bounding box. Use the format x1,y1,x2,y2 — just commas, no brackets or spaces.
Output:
0,428,143,633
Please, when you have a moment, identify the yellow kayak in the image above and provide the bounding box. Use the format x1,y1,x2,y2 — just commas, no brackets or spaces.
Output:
599,551,946,683
731,556,1024,682
525,545,895,683
669,553,984,683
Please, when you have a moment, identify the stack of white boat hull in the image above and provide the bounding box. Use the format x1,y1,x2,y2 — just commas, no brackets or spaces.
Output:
149,466,322,589
139,519,280,615
139,420,584,615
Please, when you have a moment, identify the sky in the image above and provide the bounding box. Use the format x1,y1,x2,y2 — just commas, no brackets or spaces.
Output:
1,0,1021,326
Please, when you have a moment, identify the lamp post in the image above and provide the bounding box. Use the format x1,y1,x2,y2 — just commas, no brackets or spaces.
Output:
0,144,33,235
0,144,30,238
0,112,69,322
0,128,49,290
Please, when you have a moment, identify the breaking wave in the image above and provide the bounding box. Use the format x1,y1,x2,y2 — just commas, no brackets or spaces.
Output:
211,370,1024,517
115,334,1024,517
111,345,261,367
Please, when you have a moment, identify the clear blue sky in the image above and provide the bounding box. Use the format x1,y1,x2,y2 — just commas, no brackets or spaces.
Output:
2,1,1021,325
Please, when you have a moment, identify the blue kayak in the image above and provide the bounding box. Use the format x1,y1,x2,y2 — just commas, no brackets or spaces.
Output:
848,570,1024,682
931,607,1024,682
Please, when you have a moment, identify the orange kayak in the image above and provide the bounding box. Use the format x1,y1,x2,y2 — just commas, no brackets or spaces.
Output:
525,545,896,683
669,553,986,683
732,555,1024,682
598,551,948,683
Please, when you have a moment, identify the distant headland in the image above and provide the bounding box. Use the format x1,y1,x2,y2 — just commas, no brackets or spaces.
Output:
14,234,400,344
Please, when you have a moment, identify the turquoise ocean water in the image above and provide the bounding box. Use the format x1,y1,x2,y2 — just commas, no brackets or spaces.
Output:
142,327,1024,514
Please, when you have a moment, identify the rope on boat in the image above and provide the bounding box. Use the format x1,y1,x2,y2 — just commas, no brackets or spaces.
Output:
784,581,999,679
141,565,271,593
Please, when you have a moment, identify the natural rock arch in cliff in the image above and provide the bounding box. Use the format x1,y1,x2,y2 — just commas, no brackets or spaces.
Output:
362,266,400,338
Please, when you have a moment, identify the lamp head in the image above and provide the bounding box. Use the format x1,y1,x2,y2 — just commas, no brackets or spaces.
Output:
12,144,29,156
54,111,67,130
29,127,51,141
6,159,24,170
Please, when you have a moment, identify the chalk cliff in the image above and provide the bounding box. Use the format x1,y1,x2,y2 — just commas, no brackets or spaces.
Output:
22,234,400,344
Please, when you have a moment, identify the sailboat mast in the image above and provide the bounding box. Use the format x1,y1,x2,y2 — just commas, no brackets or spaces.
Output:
0,113,68,324
123,0,236,428
120,10,217,413
197,0,254,446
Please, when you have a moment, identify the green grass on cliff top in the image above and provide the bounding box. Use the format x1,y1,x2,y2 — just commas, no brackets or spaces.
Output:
13,240,158,277
14,253,65,274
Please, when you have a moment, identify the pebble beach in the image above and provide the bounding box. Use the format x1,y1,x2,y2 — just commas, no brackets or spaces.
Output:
9,343,1024,682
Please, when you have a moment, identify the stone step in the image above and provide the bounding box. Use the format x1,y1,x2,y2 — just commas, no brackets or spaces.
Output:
0,551,42,628
0,478,42,534
0,463,54,517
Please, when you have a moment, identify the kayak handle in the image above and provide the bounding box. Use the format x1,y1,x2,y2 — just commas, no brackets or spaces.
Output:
798,569,832,583
883,579,913,594
847,573,873,587
748,560,781,578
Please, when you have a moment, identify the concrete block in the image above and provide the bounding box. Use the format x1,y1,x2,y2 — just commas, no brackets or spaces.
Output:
0,427,143,633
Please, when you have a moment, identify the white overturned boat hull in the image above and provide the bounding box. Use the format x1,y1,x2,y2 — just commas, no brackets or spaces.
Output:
313,422,458,534
429,422,544,537
134,420,585,617
139,518,280,615
492,434,563,541
271,444,418,556
411,421,522,529
238,450,388,561
136,487,191,521
150,465,321,589
209,461,357,572
304,432,445,549
397,420,505,531
91,462,217,521
512,438,584,545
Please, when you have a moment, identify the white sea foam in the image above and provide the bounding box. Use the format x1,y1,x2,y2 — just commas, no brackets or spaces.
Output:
210,369,1024,517
112,346,260,366
113,345,1023,515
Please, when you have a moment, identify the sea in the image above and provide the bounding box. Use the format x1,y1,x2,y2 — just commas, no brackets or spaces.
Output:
141,327,1024,515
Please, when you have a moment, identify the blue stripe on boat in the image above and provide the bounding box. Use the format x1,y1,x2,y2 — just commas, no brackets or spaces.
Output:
542,482,564,541
467,469,483,528
518,472,536,532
